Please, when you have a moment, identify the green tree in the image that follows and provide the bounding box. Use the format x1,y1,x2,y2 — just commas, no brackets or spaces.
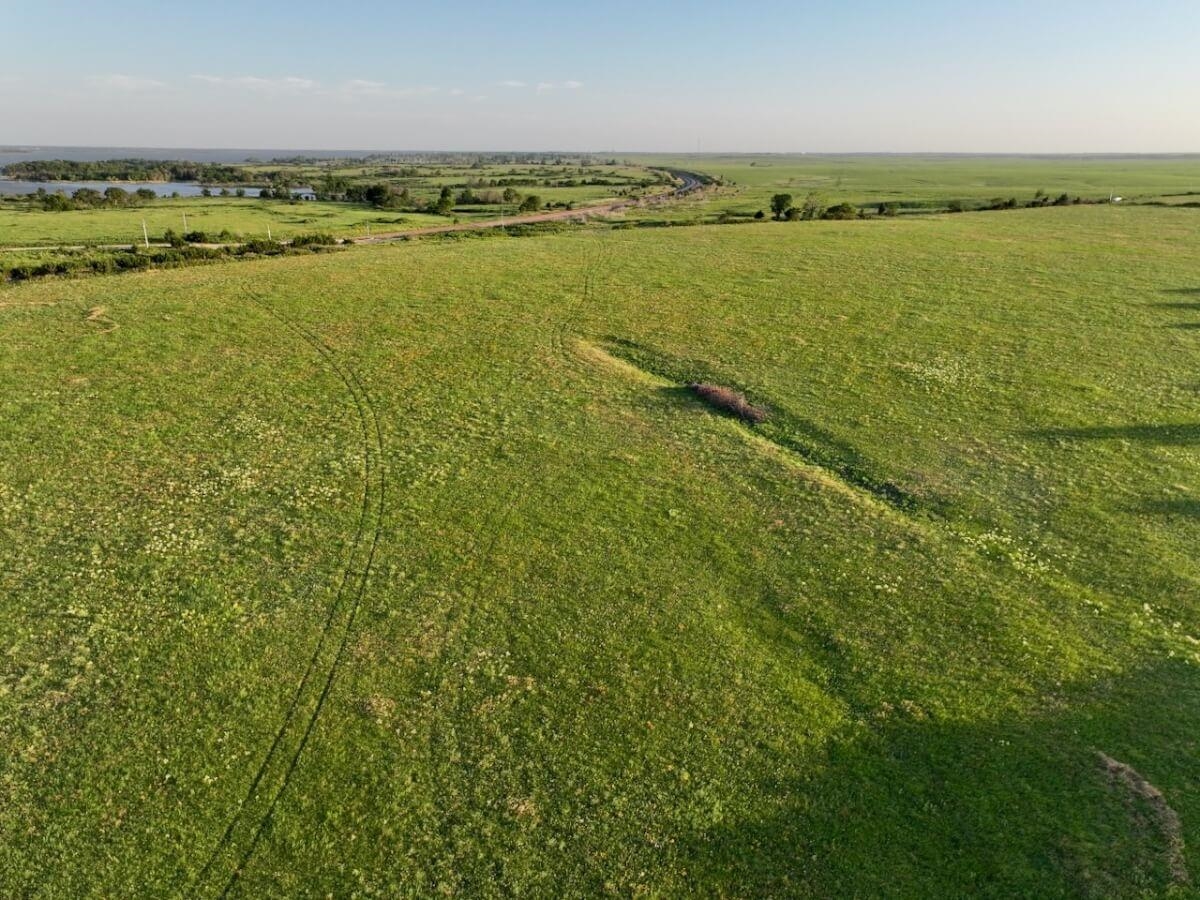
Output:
72,188,103,206
518,195,542,213
822,202,859,220
770,193,793,220
364,184,396,208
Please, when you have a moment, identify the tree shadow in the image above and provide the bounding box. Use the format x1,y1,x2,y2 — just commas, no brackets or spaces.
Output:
1148,302,1200,311
1162,288,1200,296
1166,322,1200,330
1026,424,1200,445
679,659,1200,897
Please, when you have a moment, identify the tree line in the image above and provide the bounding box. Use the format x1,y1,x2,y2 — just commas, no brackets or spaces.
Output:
3,159,249,183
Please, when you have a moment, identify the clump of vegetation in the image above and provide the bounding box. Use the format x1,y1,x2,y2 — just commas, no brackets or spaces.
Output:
822,202,861,220
290,232,339,248
0,235,343,284
687,382,768,424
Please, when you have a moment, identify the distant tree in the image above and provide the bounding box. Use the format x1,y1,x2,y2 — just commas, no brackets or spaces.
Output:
502,187,521,204
364,184,395,207
134,188,157,202
72,188,103,206
518,195,541,213
235,188,246,198
104,186,129,205
800,192,825,220
784,207,803,221
434,186,454,215
219,187,230,197
200,187,212,197
41,192,73,211
822,202,859,220
770,193,794,220
877,201,900,217
753,209,765,220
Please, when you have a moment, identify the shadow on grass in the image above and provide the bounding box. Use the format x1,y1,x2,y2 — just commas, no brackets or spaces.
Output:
1148,302,1200,310
1137,498,1200,519
680,660,1199,897
1166,322,1200,330
1028,424,1200,445
608,337,935,514
1162,288,1200,296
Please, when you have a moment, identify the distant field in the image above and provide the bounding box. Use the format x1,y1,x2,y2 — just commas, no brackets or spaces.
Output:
0,197,430,246
2,203,1198,894
0,160,667,248
627,153,1200,219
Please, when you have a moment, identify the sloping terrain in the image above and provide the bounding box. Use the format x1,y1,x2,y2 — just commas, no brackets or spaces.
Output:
1,206,1198,895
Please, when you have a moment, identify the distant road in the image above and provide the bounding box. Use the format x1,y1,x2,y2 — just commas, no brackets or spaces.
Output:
354,169,706,244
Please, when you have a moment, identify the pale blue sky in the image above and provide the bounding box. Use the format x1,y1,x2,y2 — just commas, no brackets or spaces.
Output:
2,0,1198,151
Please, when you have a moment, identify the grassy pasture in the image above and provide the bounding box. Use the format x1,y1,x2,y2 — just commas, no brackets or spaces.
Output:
0,197,428,247
628,153,1200,219
1,202,1198,895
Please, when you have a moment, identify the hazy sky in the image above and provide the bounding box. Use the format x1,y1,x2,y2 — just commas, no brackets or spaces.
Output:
3,0,1199,152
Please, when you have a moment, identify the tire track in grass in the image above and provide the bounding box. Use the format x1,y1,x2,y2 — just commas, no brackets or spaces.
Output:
191,291,386,897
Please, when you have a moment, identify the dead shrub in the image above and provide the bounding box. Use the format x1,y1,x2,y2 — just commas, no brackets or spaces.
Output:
688,382,768,425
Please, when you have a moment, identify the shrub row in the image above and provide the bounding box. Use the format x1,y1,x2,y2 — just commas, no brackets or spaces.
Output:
1,239,341,284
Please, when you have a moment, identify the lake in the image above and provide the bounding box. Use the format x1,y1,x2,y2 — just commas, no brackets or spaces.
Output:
0,180,315,199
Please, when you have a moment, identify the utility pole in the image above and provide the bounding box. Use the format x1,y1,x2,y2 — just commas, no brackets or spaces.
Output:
267,224,272,241
182,211,188,232
142,220,149,248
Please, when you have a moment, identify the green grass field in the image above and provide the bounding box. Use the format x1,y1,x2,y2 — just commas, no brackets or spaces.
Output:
0,197,428,247
629,153,1200,220
2,181,1200,893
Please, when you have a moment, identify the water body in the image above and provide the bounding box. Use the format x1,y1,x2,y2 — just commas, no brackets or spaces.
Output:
0,180,315,199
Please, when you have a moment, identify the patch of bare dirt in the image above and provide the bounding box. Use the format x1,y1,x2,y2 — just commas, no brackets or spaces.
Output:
1098,751,1189,885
